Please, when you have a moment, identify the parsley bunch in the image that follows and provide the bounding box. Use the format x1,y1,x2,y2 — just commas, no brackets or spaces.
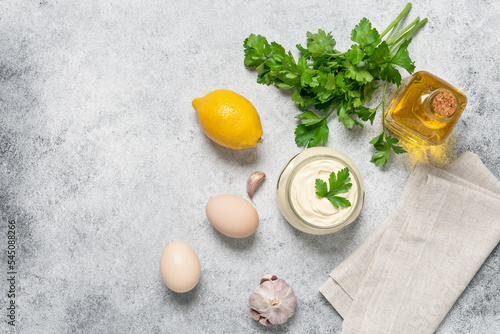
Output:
243,3,427,166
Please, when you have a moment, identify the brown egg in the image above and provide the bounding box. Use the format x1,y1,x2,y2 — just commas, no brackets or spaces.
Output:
206,195,259,238
160,241,201,293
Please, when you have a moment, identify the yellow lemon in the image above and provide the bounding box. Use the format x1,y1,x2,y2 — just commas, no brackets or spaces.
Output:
192,89,263,150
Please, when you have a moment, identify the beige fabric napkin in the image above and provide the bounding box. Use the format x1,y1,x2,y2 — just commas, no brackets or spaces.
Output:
319,152,500,333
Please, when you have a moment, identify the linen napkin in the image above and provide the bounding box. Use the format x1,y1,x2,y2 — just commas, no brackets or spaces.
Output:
319,152,500,333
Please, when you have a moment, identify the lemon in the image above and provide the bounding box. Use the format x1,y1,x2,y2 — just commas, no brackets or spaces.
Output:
192,89,263,150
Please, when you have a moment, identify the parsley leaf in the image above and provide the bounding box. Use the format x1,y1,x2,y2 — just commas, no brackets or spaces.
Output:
358,106,377,124
295,119,329,147
370,132,406,166
351,18,381,48
296,111,324,126
391,38,415,73
343,61,374,84
381,64,402,86
306,30,336,58
345,44,365,65
243,34,271,67
338,105,356,129
315,168,353,208
371,41,391,65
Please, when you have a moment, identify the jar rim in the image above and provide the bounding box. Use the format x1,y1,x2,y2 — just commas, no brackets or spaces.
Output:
277,147,364,232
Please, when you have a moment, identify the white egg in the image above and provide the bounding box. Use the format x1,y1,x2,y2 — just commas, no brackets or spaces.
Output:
206,194,259,238
160,241,201,293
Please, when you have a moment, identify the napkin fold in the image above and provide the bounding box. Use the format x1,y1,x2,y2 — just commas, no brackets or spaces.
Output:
319,152,500,333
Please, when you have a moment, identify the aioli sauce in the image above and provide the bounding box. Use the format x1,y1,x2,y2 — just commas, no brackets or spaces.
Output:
277,147,364,235
290,159,359,227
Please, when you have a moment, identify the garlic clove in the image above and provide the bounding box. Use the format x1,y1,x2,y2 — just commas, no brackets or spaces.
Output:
260,274,277,284
249,275,297,326
250,309,261,321
247,171,266,204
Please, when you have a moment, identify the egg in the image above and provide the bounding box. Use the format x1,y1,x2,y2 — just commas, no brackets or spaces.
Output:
160,241,201,293
206,194,259,238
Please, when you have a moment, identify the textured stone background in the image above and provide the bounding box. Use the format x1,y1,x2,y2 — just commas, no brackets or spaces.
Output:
1,0,499,333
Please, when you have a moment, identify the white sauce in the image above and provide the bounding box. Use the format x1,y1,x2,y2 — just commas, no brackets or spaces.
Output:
290,159,358,227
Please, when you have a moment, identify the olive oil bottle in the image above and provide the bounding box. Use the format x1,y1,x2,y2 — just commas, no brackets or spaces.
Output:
384,71,467,145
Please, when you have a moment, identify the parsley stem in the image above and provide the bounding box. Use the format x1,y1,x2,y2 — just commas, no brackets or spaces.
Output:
381,82,389,137
387,17,421,46
380,3,412,38
327,52,346,58
385,25,398,41
389,18,428,53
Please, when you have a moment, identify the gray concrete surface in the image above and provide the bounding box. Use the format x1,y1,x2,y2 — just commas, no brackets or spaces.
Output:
1,0,499,333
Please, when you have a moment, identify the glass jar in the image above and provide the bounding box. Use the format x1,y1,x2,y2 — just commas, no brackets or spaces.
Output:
277,147,364,235
384,71,467,145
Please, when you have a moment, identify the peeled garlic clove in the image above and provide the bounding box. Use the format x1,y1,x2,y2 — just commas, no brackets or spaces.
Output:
247,171,266,204
249,275,297,326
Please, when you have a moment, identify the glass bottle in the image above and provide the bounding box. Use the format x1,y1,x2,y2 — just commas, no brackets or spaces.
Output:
384,71,467,145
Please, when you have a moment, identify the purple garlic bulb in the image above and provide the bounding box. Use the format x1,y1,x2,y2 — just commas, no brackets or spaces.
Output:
249,275,297,326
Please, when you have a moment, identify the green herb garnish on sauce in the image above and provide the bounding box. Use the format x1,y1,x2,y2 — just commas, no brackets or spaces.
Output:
315,168,352,208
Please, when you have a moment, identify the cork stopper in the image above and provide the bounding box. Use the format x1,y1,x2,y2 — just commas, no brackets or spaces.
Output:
431,90,458,117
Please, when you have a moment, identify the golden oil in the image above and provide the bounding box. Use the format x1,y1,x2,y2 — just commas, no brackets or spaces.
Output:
384,71,467,145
